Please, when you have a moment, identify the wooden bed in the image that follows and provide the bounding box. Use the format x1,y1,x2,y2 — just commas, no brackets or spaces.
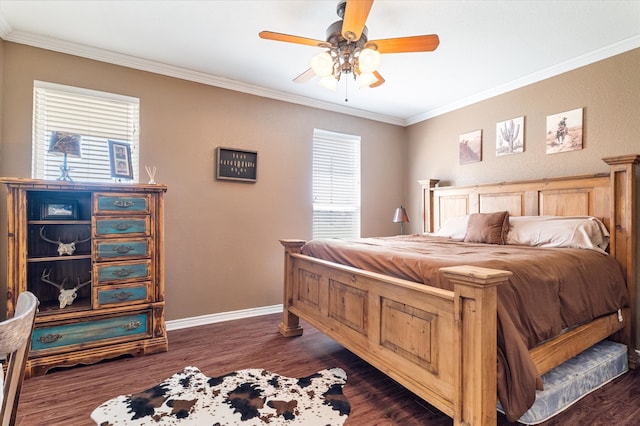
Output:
279,154,639,426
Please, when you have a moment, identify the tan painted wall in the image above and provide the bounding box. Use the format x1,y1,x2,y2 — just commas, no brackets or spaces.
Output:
0,42,407,320
405,49,640,230
1,41,638,332
405,48,640,348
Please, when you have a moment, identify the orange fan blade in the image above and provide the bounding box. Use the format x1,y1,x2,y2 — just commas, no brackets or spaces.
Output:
293,68,316,83
369,71,385,88
259,31,327,48
367,34,440,54
341,0,374,41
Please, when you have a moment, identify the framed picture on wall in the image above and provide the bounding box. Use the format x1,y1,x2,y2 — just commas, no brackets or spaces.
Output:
108,140,134,180
545,108,583,154
459,130,482,164
216,147,258,182
496,116,524,156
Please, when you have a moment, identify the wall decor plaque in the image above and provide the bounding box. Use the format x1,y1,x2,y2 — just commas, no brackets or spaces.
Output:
216,147,258,182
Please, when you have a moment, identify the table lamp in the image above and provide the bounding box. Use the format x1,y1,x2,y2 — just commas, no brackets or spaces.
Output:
48,131,82,181
392,205,410,235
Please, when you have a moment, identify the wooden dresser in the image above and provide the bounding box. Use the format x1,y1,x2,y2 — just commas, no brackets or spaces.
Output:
1,178,167,377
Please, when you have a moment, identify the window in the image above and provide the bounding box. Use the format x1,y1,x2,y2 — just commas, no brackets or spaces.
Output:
312,129,361,239
33,81,140,182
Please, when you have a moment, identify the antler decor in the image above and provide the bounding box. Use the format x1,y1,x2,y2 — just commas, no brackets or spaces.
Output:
41,269,91,308
40,226,91,256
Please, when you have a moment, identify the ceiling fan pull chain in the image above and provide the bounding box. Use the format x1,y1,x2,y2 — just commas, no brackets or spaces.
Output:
345,77,349,102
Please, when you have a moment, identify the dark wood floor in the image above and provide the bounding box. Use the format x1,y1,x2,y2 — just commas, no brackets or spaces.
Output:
15,313,640,425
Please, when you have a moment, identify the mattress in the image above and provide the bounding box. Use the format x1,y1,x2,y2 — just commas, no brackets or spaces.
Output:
301,235,629,421
497,339,628,424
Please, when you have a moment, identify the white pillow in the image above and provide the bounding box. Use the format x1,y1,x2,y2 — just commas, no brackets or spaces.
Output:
431,215,469,241
506,216,610,253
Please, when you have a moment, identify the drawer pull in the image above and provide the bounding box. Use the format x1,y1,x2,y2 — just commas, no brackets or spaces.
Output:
111,268,134,278
112,245,134,254
111,223,133,231
113,200,135,208
122,320,142,331
38,333,63,344
111,291,134,301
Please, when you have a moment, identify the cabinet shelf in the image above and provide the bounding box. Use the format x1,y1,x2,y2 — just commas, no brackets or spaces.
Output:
27,254,92,263
37,298,92,315
29,220,92,226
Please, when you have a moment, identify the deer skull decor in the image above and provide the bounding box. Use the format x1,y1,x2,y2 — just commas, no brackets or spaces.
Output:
41,269,92,308
40,226,91,256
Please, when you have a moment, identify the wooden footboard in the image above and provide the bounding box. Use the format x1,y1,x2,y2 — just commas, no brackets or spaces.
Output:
279,155,638,425
280,239,511,426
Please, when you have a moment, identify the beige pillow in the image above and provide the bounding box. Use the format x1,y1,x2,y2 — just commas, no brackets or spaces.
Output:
464,211,509,244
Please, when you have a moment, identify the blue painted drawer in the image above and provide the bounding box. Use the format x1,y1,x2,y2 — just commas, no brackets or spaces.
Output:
94,217,150,237
94,238,151,261
95,259,152,284
95,282,151,308
95,194,150,214
31,312,150,352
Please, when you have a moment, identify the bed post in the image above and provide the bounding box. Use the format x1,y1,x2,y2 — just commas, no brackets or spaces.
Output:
419,179,440,233
440,265,512,426
279,239,306,337
603,154,640,368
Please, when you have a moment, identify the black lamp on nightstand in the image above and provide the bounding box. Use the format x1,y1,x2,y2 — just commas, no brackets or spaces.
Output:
48,131,82,181
392,205,409,235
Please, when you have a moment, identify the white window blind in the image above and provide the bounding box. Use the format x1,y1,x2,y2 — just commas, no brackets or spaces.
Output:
312,128,361,239
33,81,140,183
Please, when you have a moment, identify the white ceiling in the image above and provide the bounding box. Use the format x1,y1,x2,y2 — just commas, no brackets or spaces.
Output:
1,1,639,126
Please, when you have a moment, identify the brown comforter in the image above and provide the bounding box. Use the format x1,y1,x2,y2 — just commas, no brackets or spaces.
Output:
301,235,629,421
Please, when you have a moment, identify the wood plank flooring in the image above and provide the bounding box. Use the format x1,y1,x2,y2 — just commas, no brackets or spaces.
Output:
14,313,640,425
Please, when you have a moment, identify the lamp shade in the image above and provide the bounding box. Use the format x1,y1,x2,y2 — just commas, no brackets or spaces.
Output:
318,75,338,91
48,131,82,157
357,72,377,89
392,205,409,223
311,51,334,77
358,48,381,73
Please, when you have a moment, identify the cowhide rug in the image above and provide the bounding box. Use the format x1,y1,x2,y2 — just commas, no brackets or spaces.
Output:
91,366,350,425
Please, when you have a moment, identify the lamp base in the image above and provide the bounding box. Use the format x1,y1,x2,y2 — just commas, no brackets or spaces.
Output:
56,153,73,181
57,164,73,181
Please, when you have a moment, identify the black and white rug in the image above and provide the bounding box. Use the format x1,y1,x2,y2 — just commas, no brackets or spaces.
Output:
91,366,350,425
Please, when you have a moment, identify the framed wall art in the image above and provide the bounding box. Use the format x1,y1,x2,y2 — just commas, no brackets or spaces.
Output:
545,108,583,154
108,140,134,180
496,116,524,156
216,147,258,182
459,130,482,164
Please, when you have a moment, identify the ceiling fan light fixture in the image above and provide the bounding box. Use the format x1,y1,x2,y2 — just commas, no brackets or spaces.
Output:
318,75,338,91
358,47,381,73
357,72,377,89
310,51,334,77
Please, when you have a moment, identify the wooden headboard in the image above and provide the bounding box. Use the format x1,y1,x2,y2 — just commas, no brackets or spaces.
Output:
420,154,640,361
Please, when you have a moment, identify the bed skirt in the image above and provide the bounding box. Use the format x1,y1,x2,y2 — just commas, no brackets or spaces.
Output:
498,339,628,424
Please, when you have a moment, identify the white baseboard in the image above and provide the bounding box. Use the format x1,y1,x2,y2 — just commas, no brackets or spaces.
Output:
166,304,283,332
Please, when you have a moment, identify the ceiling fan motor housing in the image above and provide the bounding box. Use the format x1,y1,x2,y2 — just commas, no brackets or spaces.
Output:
325,20,369,77
336,0,348,19
326,20,368,46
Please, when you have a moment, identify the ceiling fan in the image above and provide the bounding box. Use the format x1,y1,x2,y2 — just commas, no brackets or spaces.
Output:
259,0,440,91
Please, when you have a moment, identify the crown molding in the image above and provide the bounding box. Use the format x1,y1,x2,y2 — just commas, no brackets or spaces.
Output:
3,30,638,128
0,13,12,39
1,30,405,127
406,34,640,126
